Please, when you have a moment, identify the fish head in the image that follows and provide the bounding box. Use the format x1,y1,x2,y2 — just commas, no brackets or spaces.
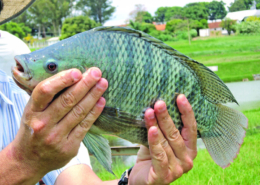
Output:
11,49,72,95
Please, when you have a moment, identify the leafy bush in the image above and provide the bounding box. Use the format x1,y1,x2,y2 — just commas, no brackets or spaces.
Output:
245,16,260,22
176,29,197,40
234,21,260,34
60,15,99,40
220,18,236,35
165,19,183,32
0,21,31,39
129,21,156,33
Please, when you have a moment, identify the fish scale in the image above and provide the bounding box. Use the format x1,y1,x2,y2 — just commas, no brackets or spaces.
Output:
13,26,248,174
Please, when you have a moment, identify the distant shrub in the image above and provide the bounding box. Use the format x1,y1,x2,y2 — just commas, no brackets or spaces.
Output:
245,16,260,22
175,29,197,40
220,18,236,35
60,16,99,40
0,21,31,39
165,19,183,32
235,21,260,34
140,23,156,33
129,21,156,33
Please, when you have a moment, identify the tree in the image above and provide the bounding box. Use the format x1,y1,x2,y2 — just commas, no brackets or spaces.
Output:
28,0,52,38
27,0,73,37
256,0,260,9
166,19,184,32
60,16,99,40
0,21,31,39
76,0,115,25
46,0,73,36
208,1,227,20
164,6,183,21
229,0,254,12
135,11,153,23
220,18,236,35
183,2,209,20
154,7,168,22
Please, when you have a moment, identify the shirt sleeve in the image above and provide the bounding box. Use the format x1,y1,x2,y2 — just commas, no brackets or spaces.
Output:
41,142,92,185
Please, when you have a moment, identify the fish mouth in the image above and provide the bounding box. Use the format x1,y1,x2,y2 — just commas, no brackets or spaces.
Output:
12,57,34,95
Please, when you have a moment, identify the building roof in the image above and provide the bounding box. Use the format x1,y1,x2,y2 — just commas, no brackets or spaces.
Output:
225,10,260,21
208,22,222,29
155,24,166,31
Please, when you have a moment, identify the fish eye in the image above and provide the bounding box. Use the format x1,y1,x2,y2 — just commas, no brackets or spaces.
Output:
44,59,58,73
47,62,57,71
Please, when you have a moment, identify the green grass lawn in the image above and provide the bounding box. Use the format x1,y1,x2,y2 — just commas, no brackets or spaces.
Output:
165,34,260,83
92,108,260,184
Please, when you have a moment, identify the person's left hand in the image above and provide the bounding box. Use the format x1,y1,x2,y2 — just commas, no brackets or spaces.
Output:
129,95,197,185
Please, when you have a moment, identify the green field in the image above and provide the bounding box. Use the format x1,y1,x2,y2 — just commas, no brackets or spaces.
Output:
165,34,260,83
91,108,260,184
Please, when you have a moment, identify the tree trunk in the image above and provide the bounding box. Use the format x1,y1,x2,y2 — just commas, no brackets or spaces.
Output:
38,25,41,39
42,26,46,38
188,20,191,45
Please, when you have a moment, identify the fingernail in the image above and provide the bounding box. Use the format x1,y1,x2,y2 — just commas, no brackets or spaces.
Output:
152,127,158,136
91,69,101,79
71,70,81,81
95,79,107,90
158,103,166,113
97,97,106,107
148,114,155,120
181,95,188,106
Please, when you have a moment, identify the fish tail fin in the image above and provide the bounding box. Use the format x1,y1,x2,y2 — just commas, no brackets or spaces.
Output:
201,104,248,168
83,132,114,175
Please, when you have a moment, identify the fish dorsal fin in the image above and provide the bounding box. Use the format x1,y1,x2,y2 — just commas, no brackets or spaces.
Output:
92,26,237,104
179,58,237,104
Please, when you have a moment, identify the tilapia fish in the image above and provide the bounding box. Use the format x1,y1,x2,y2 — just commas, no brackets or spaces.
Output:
12,26,247,173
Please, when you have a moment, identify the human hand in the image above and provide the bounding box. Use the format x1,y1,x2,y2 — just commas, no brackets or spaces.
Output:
129,95,197,185
9,67,108,183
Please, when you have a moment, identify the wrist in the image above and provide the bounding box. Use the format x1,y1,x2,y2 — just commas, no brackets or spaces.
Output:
0,142,44,184
118,166,133,185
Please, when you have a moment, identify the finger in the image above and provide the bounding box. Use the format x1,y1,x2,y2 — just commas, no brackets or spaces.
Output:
148,126,169,178
154,100,187,163
56,78,108,136
43,67,102,126
176,94,197,159
144,108,175,161
69,97,106,141
30,69,82,112
136,145,151,162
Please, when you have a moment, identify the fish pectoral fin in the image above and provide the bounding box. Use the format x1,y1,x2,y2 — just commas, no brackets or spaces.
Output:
83,132,114,174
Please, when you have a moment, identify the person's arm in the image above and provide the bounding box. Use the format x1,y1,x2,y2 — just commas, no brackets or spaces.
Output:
55,94,197,185
0,67,108,185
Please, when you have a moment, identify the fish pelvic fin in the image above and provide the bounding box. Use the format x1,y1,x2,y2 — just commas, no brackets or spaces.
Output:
201,104,248,168
83,132,114,175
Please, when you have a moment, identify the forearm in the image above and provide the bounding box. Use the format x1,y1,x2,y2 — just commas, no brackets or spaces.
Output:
0,143,43,185
55,164,119,185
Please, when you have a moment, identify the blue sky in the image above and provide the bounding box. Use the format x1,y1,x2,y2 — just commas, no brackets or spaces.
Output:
104,0,234,26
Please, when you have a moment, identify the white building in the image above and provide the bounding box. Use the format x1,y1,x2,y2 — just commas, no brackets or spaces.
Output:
47,37,60,46
225,9,260,22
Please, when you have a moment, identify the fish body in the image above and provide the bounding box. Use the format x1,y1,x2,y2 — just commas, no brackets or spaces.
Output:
12,27,247,173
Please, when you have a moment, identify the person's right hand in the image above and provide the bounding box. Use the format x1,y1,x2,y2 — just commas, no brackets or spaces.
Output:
8,67,108,183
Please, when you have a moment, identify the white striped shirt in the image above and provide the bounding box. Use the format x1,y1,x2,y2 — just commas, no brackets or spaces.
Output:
0,70,91,185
